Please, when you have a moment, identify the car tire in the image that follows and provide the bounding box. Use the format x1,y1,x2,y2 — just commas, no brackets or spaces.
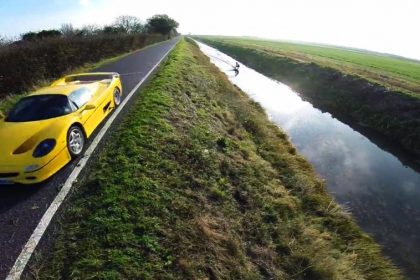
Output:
113,87,122,107
67,125,85,158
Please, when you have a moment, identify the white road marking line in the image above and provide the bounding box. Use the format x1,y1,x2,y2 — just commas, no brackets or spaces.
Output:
6,40,178,280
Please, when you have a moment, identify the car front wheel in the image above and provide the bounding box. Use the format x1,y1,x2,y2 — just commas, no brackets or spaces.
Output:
67,125,85,158
113,87,122,107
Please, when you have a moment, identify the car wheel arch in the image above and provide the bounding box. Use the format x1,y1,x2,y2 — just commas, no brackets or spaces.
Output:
69,122,87,139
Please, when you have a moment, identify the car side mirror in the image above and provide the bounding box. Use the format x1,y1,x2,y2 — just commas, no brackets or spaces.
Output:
83,104,96,111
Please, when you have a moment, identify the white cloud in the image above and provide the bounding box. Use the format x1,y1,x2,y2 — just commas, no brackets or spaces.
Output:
79,0,91,7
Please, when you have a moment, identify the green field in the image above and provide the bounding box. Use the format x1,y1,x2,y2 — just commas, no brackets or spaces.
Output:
199,36,420,98
28,39,401,279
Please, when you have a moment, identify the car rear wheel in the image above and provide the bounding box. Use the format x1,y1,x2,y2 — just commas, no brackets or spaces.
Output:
67,126,85,158
113,87,121,107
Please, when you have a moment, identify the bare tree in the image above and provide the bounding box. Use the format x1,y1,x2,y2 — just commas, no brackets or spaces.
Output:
0,35,17,46
0,35,6,46
60,23,76,37
80,24,101,36
113,15,144,34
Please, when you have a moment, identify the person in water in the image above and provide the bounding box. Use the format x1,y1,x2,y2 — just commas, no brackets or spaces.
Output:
233,62,240,76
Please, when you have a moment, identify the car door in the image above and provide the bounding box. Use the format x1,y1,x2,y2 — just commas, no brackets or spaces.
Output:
87,84,112,129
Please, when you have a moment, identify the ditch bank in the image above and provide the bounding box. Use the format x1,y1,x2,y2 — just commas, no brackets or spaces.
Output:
197,39,420,157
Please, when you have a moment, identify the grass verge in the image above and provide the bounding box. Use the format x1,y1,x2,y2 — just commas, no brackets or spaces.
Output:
196,36,420,157
27,39,402,279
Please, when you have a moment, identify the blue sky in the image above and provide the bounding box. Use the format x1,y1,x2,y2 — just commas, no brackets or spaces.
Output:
1,0,419,60
0,0,86,36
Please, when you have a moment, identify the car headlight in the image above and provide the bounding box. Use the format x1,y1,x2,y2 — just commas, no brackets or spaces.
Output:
24,164,40,172
33,139,56,158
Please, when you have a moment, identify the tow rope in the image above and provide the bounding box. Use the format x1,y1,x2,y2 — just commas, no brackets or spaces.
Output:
208,55,240,76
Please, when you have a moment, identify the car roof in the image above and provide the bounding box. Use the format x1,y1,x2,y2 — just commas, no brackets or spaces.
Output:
29,83,100,97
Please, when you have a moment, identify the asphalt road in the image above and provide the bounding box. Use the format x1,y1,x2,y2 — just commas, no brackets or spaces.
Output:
0,37,180,279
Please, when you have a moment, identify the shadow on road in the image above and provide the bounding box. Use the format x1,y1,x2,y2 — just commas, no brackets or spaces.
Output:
0,183,46,215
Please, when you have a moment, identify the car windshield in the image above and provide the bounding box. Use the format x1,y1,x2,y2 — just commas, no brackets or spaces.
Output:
6,94,73,122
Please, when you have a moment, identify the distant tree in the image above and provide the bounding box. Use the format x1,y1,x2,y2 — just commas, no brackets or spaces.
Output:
102,25,125,35
37,30,62,39
78,24,101,36
22,29,61,41
21,32,38,41
60,23,76,37
0,35,8,47
131,21,144,34
113,15,144,34
75,29,87,37
145,14,179,35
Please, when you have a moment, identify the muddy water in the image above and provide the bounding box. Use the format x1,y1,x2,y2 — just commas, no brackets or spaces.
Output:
196,41,420,278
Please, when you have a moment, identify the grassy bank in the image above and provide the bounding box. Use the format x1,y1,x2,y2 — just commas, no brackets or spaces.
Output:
196,36,420,157
28,39,401,279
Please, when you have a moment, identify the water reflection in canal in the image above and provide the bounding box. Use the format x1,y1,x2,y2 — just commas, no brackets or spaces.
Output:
196,41,420,278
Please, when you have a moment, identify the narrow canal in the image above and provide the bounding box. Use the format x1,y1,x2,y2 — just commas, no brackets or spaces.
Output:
196,41,420,279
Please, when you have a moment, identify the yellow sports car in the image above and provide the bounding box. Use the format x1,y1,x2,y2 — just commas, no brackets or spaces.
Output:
0,72,122,184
